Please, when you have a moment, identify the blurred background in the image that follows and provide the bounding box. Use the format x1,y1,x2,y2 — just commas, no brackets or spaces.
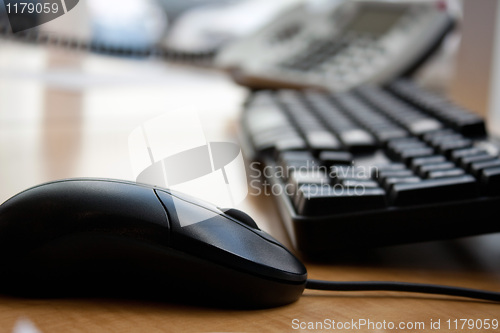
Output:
0,0,497,115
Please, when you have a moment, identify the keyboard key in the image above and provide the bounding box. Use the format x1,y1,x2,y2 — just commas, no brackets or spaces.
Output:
456,117,487,137
422,129,457,142
426,168,465,179
480,167,500,196
370,163,406,178
278,151,314,162
245,105,289,134
278,151,319,179
319,151,353,166
275,137,307,152
417,162,455,176
390,175,478,206
373,129,409,142
375,163,407,171
409,119,443,135
289,170,329,183
382,176,421,190
341,179,380,188
288,170,330,201
398,147,435,162
388,140,426,151
296,185,386,215
338,129,376,149
278,151,315,163
426,133,463,146
305,131,341,151
253,130,302,152
377,169,414,179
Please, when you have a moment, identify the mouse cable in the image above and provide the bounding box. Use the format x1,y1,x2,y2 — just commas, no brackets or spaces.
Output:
305,279,500,302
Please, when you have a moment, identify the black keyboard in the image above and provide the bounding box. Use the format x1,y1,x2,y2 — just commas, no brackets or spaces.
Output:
239,79,500,257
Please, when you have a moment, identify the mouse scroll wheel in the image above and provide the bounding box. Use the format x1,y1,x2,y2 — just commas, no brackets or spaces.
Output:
221,208,260,230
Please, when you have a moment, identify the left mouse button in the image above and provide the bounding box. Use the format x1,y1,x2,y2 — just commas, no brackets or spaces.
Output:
155,190,222,228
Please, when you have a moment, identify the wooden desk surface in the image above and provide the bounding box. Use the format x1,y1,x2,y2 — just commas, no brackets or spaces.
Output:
1,41,500,333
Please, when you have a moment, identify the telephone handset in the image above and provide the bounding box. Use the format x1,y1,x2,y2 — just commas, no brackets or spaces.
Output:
216,0,455,91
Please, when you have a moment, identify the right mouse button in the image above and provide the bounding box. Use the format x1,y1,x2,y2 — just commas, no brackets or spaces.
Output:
220,208,259,230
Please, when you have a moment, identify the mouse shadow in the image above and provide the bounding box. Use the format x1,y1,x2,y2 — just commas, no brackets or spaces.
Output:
0,286,281,311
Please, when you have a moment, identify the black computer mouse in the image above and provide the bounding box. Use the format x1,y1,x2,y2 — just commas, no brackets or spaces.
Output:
0,179,307,308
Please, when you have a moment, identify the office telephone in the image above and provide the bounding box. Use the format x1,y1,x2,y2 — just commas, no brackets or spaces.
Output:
216,0,455,91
